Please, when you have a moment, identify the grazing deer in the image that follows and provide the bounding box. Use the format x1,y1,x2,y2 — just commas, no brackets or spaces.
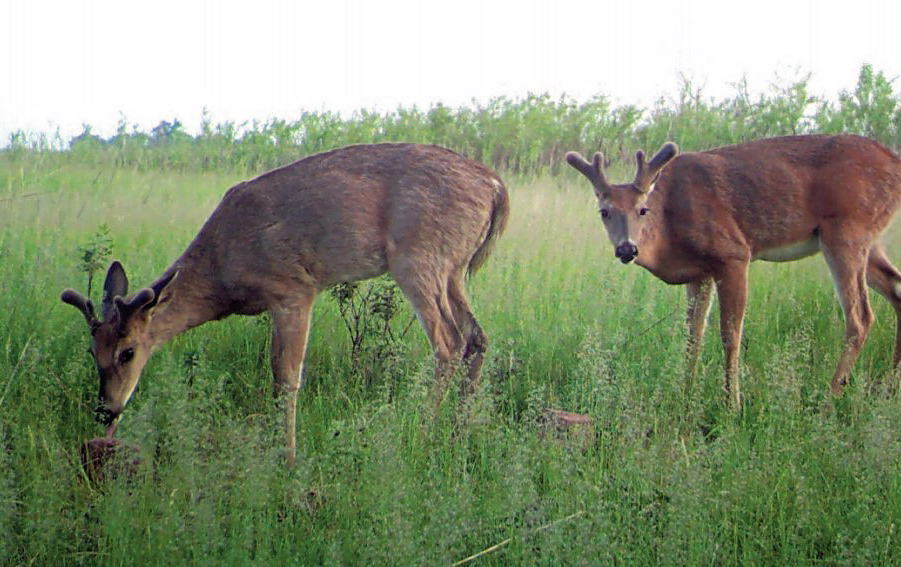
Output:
61,143,510,466
566,135,901,407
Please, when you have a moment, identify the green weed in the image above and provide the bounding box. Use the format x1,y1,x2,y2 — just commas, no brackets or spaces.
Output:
2,65,901,565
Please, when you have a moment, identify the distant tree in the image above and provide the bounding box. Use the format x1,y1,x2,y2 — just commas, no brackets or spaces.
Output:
69,123,105,149
149,119,190,146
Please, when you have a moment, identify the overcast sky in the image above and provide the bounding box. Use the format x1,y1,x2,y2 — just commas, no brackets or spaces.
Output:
4,0,901,144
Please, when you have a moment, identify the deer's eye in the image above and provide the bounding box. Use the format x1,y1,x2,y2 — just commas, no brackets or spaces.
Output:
118,348,135,365
600,208,609,219
638,207,649,216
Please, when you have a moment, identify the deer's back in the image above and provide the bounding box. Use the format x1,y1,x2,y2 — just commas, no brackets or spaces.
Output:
657,135,901,258
184,144,505,304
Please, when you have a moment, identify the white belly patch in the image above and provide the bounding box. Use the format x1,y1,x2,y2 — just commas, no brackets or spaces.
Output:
755,236,820,262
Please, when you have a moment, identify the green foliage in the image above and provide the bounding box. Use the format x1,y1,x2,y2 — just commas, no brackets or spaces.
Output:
330,276,416,391
3,65,901,565
8,65,901,178
3,167,901,565
816,64,901,146
76,224,113,297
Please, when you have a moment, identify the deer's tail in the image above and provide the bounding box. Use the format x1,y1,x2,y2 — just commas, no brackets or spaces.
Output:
468,177,510,277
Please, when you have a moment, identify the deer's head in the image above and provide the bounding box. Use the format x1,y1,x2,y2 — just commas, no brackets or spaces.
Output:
566,143,678,263
61,261,176,435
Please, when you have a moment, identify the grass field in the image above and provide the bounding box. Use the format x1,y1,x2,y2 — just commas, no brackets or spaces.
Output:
2,148,901,567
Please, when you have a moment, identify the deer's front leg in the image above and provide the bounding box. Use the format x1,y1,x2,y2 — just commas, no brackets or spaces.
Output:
714,263,749,409
269,292,316,468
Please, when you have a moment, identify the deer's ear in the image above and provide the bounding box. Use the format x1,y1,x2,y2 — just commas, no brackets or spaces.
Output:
102,261,128,320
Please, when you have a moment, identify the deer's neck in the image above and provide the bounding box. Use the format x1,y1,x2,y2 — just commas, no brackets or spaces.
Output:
634,188,707,285
146,252,224,348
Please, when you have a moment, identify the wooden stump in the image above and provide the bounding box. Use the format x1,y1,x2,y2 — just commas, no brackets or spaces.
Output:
543,408,591,429
540,408,594,448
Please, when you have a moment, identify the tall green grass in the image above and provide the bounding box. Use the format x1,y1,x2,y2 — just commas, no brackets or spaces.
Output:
2,66,901,565
2,162,901,566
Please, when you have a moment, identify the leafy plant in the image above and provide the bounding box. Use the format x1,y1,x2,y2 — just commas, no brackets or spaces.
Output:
330,276,415,385
76,223,113,297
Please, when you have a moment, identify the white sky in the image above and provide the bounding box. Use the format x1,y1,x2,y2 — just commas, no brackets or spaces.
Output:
4,0,901,144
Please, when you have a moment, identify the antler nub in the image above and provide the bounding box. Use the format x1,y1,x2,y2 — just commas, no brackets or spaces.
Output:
633,142,678,193
61,288,98,326
113,288,157,322
565,151,610,190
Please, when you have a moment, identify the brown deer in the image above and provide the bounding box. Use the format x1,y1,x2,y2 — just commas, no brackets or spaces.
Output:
61,143,510,466
566,135,901,407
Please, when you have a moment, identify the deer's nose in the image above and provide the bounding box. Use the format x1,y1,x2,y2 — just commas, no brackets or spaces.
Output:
615,242,638,263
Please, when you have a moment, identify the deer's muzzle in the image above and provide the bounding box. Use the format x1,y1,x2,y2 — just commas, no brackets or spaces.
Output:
95,404,122,437
94,403,118,426
615,242,638,264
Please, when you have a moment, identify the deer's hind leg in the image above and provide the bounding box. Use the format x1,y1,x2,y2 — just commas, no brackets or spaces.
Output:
866,243,901,369
447,270,488,398
391,260,465,413
820,229,874,396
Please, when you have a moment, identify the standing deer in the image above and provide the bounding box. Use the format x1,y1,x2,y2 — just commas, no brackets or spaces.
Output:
566,135,901,407
61,143,510,466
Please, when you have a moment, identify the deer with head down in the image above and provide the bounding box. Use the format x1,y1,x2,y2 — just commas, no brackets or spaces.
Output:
566,135,901,407
61,143,510,466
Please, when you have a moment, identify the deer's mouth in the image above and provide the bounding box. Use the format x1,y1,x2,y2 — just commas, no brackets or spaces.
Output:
95,405,120,437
